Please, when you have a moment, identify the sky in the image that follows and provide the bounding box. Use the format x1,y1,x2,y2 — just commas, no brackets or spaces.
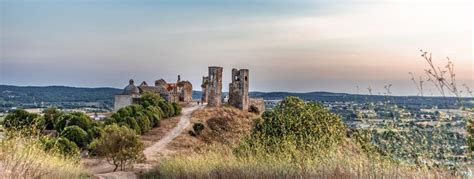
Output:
0,0,473,96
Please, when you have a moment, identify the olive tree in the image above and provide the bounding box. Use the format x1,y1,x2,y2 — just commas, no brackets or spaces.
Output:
90,124,145,171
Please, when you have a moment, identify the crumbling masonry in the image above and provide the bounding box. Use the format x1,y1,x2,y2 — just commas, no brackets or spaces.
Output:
201,76,209,103
205,66,223,107
228,68,249,111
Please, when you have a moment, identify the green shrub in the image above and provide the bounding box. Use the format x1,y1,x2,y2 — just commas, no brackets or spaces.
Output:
137,115,152,134
60,125,88,148
90,124,145,172
2,109,45,133
158,101,175,118
43,107,63,130
236,96,346,156
42,136,80,157
145,106,163,127
249,105,260,114
172,102,182,116
87,126,105,142
140,91,164,108
55,112,91,132
191,122,205,136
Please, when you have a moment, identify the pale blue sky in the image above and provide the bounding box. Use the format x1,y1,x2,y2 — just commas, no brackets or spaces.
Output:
1,0,472,95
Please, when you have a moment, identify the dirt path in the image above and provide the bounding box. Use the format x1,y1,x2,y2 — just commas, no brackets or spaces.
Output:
90,104,203,178
143,104,202,161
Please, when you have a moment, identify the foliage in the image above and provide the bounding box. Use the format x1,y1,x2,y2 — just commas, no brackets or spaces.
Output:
172,102,182,116
158,100,175,118
41,136,80,157
55,112,91,132
106,91,181,134
144,106,163,127
0,134,86,178
190,122,205,136
107,104,149,134
90,124,145,172
43,107,62,130
87,126,105,142
2,109,45,133
60,125,89,148
237,96,346,156
249,105,260,114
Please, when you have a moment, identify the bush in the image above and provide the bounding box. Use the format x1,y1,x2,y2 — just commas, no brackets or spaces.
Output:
140,91,164,108
249,105,260,114
137,115,152,134
144,106,163,127
43,107,62,130
236,96,346,156
191,122,205,136
42,136,80,157
55,112,91,132
2,109,45,133
172,102,182,116
159,101,175,118
90,124,145,172
60,125,89,148
87,126,105,142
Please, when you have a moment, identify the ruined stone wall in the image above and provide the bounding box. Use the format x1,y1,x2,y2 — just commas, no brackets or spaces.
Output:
228,68,249,110
207,66,223,107
178,81,193,103
114,95,133,111
249,98,265,113
201,76,209,103
168,92,180,103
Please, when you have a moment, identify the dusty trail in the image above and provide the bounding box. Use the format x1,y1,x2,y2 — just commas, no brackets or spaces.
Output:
91,104,203,178
143,104,202,161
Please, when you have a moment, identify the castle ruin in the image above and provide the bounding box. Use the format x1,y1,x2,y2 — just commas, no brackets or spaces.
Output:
114,75,193,111
228,68,249,110
204,66,223,107
201,76,209,103
200,66,265,113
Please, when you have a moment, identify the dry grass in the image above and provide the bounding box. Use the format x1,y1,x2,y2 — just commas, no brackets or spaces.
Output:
143,106,459,178
0,136,87,178
163,106,257,155
146,140,457,179
141,115,181,148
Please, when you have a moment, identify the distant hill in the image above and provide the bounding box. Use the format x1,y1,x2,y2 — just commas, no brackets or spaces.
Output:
1,85,471,112
0,85,122,111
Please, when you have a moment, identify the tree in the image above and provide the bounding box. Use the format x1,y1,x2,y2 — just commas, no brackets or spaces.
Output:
158,101,175,118
238,96,346,155
2,109,45,134
90,124,145,171
43,107,62,130
55,112,92,132
171,102,182,116
140,91,163,108
42,136,80,157
87,126,105,142
144,106,163,127
60,125,89,148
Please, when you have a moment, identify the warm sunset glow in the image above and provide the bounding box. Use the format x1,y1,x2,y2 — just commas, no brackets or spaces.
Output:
1,0,472,95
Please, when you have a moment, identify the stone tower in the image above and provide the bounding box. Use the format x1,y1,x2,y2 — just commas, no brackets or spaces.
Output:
201,76,209,103
228,68,249,110
207,66,223,107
